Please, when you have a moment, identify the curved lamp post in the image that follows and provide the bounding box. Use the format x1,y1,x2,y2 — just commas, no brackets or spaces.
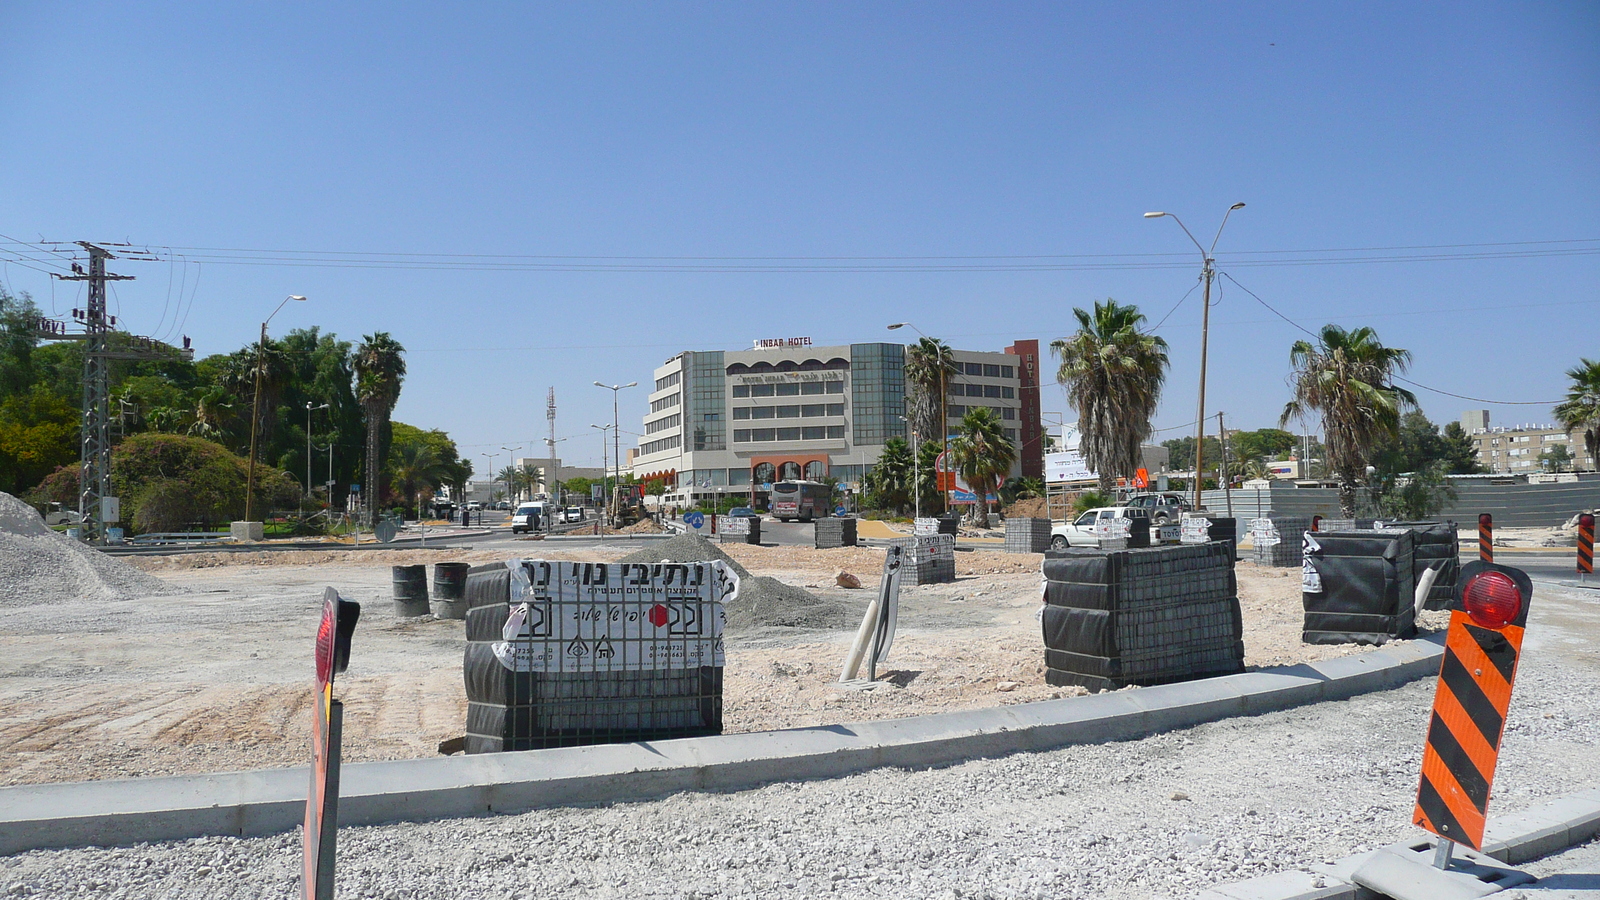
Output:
245,295,306,523
1144,204,1244,510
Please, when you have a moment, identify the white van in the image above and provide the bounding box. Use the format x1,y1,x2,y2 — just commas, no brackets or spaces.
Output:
511,503,546,534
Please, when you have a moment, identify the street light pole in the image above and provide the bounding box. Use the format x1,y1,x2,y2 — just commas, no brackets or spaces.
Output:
501,445,520,504
889,321,949,512
245,295,306,524
1144,204,1244,511
590,424,612,529
594,382,638,526
304,402,328,514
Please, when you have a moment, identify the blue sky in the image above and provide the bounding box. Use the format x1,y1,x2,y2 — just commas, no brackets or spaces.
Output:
2,3,1596,469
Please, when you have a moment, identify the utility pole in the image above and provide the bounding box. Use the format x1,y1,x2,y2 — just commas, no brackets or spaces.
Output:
52,244,134,543
1218,411,1234,519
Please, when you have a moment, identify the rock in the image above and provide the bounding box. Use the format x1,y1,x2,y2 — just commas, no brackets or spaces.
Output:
996,681,1021,692
1171,792,1190,801
835,571,862,589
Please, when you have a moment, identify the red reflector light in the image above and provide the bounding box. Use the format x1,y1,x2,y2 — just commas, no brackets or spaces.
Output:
1462,570,1522,630
316,607,335,686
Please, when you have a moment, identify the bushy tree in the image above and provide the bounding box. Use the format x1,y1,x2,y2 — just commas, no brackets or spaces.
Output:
111,433,298,532
864,437,913,513
1555,358,1600,467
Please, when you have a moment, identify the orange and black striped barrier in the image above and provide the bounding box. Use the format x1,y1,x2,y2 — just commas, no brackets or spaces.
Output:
1579,513,1594,578
1413,561,1532,856
1478,513,1493,562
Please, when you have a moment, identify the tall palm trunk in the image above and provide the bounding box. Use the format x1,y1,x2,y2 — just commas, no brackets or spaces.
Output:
364,401,384,522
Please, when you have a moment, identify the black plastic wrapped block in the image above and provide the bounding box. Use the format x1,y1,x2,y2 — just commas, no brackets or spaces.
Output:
1040,542,1243,689
1004,517,1052,554
461,562,725,753
813,518,857,549
1381,520,1457,608
1300,529,1417,645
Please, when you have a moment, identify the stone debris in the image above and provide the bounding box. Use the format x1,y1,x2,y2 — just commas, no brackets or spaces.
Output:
0,492,173,608
834,571,862,589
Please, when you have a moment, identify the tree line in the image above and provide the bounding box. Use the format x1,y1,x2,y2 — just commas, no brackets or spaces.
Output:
0,287,469,531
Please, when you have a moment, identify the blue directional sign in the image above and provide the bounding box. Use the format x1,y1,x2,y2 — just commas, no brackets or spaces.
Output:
684,511,705,528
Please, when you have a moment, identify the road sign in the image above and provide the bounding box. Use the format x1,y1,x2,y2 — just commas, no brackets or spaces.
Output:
835,506,846,517
1412,561,1533,853
373,518,398,543
684,511,705,529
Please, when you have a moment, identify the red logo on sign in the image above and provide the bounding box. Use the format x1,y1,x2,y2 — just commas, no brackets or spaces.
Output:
648,604,670,628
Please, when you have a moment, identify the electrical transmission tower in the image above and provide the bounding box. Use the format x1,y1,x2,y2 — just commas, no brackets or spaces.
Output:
43,241,182,543
53,244,134,542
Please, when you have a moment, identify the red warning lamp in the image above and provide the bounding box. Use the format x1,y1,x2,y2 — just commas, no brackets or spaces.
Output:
1460,569,1522,630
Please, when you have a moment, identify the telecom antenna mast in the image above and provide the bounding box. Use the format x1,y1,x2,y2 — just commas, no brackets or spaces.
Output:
545,387,557,502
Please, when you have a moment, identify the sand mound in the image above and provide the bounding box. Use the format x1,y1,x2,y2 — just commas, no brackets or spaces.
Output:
618,534,855,630
0,492,174,608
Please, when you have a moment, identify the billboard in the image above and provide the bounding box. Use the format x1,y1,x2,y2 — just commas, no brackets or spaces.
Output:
1044,424,1095,484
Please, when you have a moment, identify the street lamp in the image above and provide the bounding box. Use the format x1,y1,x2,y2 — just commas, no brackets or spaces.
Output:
590,424,613,526
594,382,638,525
501,445,521,504
888,321,949,510
899,415,921,518
246,295,306,524
304,402,329,513
1145,203,1245,510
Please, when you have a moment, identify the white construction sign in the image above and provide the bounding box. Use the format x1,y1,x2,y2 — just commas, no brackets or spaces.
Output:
913,517,941,536
493,560,738,673
1180,517,1212,544
1249,517,1281,547
719,516,750,535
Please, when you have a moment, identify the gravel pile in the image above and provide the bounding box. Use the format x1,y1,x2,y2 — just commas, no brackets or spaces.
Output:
0,492,172,608
619,534,856,630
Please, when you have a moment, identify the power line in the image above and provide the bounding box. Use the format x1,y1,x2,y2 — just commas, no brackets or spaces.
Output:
1218,270,1563,406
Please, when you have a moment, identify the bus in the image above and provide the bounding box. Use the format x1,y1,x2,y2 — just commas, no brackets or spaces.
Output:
770,480,832,522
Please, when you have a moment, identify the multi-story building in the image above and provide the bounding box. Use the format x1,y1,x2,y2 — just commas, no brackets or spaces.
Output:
1464,411,1596,474
632,337,1042,504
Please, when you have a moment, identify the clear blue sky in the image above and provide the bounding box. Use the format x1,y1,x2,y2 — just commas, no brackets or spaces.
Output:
3,3,1596,470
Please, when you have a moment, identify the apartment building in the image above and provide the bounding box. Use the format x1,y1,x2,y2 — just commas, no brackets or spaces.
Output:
1464,410,1596,473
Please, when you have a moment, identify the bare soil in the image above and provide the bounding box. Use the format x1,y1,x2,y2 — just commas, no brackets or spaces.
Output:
0,544,1445,787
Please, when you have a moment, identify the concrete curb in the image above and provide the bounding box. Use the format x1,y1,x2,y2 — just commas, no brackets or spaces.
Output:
0,634,1447,857
1196,786,1600,899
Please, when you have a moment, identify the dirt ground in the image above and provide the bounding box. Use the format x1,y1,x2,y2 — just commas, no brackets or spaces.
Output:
0,543,1447,787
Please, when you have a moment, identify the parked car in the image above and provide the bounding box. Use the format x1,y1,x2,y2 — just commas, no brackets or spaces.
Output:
511,503,546,534
1050,506,1153,551
562,507,584,523
465,501,483,511
725,507,759,520
1121,492,1189,523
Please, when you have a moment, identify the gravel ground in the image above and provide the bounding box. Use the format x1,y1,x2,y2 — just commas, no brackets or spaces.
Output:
3,584,1595,899
0,539,1443,786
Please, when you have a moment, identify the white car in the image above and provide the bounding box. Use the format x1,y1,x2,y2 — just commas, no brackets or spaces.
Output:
562,507,584,523
1050,506,1153,552
511,503,546,534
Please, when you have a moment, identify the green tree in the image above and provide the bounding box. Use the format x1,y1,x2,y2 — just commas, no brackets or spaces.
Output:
949,407,1016,528
1440,422,1485,475
1538,444,1575,473
1053,299,1170,494
564,476,594,504
1231,428,1298,463
1554,358,1600,468
916,439,946,516
0,386,78,495
863,436,913,513
353,333,406,519
1281,324,1417,516
0,287,41,399
904,337,959,447
391,439,451,518
110,433,298,533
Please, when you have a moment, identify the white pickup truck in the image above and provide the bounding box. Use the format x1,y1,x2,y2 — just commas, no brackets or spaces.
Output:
1050,506,1158,551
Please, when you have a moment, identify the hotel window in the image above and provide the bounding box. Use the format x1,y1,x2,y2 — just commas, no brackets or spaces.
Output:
1002,386,1014,399
802,426,826,440
965,362,982,376
983,364,1001,377
1001,365,1013,378
732,385,750,398
733,408,751,420
776,405,801,418
776,427,801,441
984,385,1002,399
825,381,844,394
801,382,825,395
826,426,846,439
802,404,826,417
827,403,844,416
775,383,800,396
751,428,775,441
1002,407,1015,420
750,384,776,397
948,405,966,417
751,406,775,419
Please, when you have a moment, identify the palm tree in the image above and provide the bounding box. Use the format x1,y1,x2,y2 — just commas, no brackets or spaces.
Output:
904,337,960,452
864,437,913,513
498,464,524,504
1280,324,1416,516
519,461,544,499
392,441,446,519
1555,358,1600,470
949,407,1017,528
353,333,406,521
1052,299,1170,495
